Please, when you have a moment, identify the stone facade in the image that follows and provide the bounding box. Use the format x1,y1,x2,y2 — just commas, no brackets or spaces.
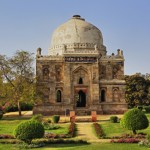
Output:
34,15,127,115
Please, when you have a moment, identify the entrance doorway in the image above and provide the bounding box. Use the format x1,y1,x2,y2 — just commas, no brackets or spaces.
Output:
76,90,86,107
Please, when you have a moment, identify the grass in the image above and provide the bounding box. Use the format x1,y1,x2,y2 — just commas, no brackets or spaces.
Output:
0,143,147,150
0,119,24,135
1,112,150,149
100,121,130,137
0,118,70,135
45,123,69,134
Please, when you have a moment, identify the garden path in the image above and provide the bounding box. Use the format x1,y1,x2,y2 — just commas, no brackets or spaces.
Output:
76,122,109,143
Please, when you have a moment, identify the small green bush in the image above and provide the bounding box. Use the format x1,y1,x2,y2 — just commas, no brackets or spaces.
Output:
120,108,149,134
144,106,150,113
14,120,44,144
0,111,3,120
47,119,51,123
110,116,118,123
137,106,143,111
52,115,60,123
31,114,43,122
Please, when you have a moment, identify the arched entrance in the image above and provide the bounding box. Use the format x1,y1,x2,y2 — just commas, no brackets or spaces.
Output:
76,90,86,107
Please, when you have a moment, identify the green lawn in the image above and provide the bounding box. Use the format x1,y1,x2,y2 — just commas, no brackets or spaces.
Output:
100,121,130,137
0,143,147,150
100,120,150,137
0,118,69,135
45,123,69,134
0,119,23,135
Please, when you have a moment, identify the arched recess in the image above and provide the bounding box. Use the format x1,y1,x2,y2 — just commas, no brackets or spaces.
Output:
72,66,89,85
78,77,83,84
101,89,106,102
43,68,49,80
56,90,62,102
113,88,120,102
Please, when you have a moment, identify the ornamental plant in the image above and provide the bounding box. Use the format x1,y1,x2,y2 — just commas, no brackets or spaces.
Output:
0,112,3,120
110,116,118,123
31,114,43,122
120,108,149,134
52,115,60,123
14,120,44,144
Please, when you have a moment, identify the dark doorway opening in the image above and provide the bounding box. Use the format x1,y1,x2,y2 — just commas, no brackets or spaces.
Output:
101,90,106,102
78,77,83,84
76,90,86,107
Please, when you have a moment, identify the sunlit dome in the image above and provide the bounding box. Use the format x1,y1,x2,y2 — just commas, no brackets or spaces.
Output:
49,15,104,55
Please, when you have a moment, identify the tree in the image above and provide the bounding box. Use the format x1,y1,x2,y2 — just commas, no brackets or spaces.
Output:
125,75,149,107
120,108,149,134
0,50,35,116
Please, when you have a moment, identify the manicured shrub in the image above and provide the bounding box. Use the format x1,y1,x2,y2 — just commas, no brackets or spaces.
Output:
14,120,44,144
110,116,118,123
137,106,143,111
52,115,60,123
31,114,43,122
144,106,150,113
47,119,51,123
120,108,149,134
0,111,3,120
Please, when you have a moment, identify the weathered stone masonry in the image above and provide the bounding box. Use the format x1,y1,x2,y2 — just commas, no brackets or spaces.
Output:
34,15,127,115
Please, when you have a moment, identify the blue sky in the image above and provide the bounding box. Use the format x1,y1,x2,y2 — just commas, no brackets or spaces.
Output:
0,0,150,75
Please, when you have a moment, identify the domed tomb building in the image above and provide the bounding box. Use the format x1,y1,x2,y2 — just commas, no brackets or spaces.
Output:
35,15,127,115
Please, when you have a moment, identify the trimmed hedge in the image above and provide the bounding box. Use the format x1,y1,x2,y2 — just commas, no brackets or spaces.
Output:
52,115,60,123
120,108,149,134
110,116,118,123
14,120,44,144
31,114,43,122
0,111,3,120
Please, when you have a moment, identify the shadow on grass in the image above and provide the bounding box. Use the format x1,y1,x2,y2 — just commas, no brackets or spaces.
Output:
43,143,90,148
2,116,31,121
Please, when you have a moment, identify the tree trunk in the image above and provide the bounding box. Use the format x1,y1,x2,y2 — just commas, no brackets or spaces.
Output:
133,129,137,134
17,101,22,116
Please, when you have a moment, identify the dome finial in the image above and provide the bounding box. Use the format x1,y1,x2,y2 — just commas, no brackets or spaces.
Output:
73,15,81,18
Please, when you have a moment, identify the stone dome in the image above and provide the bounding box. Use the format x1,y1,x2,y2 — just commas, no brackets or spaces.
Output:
49,15,104,55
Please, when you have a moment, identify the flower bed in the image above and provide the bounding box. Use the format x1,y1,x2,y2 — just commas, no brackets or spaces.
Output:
111,133,146,139
0,134,15,139
93,123,105,138
111,138,140,143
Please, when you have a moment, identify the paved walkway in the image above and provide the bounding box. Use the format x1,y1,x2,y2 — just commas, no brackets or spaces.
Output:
75,122,110,143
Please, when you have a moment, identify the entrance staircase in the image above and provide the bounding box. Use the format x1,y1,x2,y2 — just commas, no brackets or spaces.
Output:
75,108,90,116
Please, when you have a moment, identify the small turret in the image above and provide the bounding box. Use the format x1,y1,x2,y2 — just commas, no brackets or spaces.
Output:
117,49,123,56
36,47,42,56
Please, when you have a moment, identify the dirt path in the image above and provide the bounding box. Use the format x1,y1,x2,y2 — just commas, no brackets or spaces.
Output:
75,122,110,143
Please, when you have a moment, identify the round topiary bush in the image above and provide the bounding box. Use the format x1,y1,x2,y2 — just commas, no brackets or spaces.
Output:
110,116,118,123
52,115,60,123
0,111,3,120
120,108,149,134
14,120,44,144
